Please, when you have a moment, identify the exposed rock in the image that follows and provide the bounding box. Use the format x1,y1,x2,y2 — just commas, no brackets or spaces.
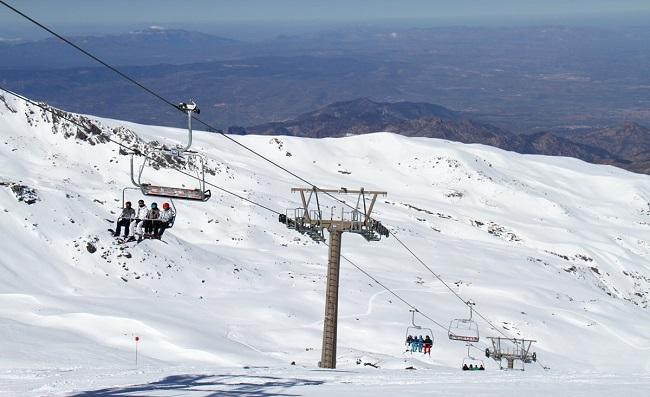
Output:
86,242,97,254
570,123,650,174
1,182,40,204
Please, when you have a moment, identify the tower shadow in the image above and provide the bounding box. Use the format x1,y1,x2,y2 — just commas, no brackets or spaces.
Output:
69,373,324,396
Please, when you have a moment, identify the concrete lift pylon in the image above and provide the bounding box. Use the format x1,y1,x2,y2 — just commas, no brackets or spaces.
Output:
279,187,389,369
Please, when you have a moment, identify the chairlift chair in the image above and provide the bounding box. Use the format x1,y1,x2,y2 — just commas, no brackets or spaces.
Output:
405,310,434,348
448,300,480,343
462,356,485,371
131,151,211,201
460,337,485,371
130,100,211,201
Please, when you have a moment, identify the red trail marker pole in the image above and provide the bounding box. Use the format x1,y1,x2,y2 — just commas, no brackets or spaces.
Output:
134,336,140,367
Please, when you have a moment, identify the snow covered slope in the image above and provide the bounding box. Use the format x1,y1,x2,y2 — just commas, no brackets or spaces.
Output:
1,93,649,395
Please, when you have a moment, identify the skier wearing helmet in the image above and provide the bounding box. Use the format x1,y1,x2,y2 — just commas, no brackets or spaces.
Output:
423,335,433,355
143,202,160,237
156,202,175,238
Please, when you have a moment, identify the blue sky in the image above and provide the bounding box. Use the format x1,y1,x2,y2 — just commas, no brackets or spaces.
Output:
2,0,649,39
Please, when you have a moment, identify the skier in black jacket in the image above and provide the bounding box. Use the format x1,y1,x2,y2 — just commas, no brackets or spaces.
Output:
113,201,135,237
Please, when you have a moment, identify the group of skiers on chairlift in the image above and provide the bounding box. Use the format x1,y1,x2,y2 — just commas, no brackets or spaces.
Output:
406,335,433,355
462,363,485,371
113,199,174,241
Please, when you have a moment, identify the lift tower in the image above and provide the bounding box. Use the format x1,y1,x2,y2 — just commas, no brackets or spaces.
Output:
485,337,538,370
280,187,389,369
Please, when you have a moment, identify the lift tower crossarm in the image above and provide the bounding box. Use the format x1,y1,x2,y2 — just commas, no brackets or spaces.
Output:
289,187,387,231
291,188,387,195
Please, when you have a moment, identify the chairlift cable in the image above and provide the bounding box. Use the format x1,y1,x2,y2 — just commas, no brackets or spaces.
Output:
1,1,531,347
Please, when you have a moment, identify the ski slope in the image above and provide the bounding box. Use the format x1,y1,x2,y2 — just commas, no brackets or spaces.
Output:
1,93,649,396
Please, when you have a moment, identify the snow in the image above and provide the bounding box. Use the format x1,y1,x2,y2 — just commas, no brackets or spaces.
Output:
1,93,649,396
4,366,650,397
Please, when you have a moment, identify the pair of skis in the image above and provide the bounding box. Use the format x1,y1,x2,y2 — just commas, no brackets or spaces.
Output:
108,229,141,245
108,229,167,246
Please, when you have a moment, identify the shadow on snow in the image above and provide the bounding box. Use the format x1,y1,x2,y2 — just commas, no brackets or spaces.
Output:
69,373,324,397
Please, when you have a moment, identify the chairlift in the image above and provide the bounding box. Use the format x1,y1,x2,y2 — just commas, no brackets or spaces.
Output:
462,356,485,370
404,309,434,348
485,336,537,370
130,101,211,201
448,300,479,343
462,348,485,371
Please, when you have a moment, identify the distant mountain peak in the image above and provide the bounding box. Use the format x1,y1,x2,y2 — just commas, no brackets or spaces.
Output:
0,37,23,44
128,26,170,34
348,97,377,105
568,122,650,171
129,26,199,36
238,98,500,140
301,97,461,122
0,27,240,68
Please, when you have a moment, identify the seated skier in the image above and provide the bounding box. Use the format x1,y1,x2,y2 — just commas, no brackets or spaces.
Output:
113,201,134,237
155,202,175,238
410,335,420,352
423,335,433,355
143,202,160,238
127,199,148,242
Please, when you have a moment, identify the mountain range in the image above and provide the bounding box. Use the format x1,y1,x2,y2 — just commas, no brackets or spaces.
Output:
232,98,650,174
3,25,650,132
1,91,650,394
0,27,241,68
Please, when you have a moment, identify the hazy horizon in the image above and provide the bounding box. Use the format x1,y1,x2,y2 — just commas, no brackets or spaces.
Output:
1,0,650,41
2,0,650,134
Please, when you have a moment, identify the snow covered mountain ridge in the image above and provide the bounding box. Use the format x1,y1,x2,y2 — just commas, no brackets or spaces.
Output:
1,92,649,394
